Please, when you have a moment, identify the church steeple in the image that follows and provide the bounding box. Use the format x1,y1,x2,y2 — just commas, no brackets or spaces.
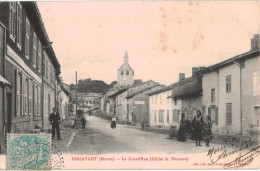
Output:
124,50,128,63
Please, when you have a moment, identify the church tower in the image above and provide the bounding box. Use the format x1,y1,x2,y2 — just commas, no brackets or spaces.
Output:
117,50,134,86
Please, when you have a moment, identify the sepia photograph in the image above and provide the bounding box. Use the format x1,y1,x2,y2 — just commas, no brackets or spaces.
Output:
0,0,259,170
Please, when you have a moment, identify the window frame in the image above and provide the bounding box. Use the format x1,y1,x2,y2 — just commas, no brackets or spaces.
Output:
16,2,22,49
226,75,232,93
211,88,215,103
226,103,232,125
9,2,16,42
25,17,30,59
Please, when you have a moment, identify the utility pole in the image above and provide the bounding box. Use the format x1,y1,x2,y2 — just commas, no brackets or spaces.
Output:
76,71,77,115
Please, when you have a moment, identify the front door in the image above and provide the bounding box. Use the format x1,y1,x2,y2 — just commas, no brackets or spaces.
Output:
6,92,12,133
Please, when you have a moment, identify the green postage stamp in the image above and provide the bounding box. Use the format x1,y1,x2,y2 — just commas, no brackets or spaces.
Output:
6,134,51,170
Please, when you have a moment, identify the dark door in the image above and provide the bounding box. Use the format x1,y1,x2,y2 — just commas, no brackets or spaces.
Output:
6,92,12,133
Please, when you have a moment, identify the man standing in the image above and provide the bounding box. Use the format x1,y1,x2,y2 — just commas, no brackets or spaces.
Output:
49,108,61,140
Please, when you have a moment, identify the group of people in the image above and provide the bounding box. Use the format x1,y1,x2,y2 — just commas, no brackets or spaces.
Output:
177,110,212,147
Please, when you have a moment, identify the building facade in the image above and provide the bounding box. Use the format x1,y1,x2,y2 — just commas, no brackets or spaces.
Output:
127,84,164,125
201,35,260,135
0,2,61,152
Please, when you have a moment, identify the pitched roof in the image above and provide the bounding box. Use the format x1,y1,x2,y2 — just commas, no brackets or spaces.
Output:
107,80,158,99
199,49,259,74
168,75,202,99
126,84,163,99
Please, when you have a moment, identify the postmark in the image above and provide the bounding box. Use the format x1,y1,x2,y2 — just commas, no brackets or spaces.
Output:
6,134,51,170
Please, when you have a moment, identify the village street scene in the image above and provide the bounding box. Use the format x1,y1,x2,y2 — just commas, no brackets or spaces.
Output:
0,1,259,157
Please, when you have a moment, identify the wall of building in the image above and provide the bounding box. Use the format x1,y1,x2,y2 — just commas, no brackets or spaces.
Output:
218,64,241,134
149,90,173,127
241,55,260,133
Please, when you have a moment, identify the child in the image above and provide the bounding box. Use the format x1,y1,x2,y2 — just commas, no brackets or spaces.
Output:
203,115,212,147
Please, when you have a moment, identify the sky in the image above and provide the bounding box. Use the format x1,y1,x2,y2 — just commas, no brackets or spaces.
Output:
37,1,260,86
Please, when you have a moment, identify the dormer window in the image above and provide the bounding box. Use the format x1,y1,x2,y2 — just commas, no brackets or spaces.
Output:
126,71,129,75
121,71,123,75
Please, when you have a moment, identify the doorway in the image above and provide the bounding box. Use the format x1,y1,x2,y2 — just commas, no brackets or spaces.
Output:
6,92,12,133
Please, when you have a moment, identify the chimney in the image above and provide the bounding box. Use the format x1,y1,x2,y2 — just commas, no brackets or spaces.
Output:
179,73,185,81
251,34,259,50
192,67,199,76
192,67,206,76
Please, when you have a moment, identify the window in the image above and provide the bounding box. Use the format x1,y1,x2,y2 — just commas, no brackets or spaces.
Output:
45,59,48,79
154,110,157,122
167,110,169,123
9,2,16,41
151,96,153,104
211,89,215,103
226,103,232,125
155,95,158,104
16,2,22,49
126,71,129,75
133,71,134,76
16,70,20,116
167,92,169,103
173,110,177,122
37,41,42,72
20,74,23,115
226,75,231,93
50,66,53,84
32,32,37,67
174,99,177,105
37,86,40,116
121,71,123,75
24,78,27,115
208,106,218,125
28,79,32,115
159,110,164,123
25,18,30,59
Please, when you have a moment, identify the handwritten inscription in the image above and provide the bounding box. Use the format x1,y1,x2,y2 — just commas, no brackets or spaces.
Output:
207,137,259,169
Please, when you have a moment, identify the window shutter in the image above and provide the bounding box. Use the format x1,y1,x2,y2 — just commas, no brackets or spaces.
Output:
34,85,37,116
28,79,32,115
208,107,211,117
16,70,20,116
215,107,218,125
24,77,27,115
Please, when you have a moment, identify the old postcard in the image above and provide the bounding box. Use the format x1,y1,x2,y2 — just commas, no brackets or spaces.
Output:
0,0,260,170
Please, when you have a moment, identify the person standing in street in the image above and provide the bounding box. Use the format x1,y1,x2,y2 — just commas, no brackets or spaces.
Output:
203,115,212,147
191,110,203,146
177,114,188,142
81,115,86,129
111,117,117,129
49,108,61,140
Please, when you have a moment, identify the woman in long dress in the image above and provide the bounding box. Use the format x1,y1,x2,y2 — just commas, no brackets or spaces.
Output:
177,114,188,142
111,117,117,129
191,110,204,146
203,115,212,147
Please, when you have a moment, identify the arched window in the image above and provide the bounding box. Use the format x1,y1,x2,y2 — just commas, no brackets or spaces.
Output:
126,71,129,75
121,71,123,75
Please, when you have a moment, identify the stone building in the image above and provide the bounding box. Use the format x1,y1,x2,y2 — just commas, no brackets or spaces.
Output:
0,2,61,152
200,34,260,135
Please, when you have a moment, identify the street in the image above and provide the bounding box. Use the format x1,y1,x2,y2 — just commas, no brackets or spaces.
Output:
52,115,232,154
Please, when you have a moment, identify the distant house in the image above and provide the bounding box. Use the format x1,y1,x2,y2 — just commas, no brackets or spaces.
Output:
108,80,159,122
148,81,177,128
200,34,260,135
126,84,164,125
149,70,203,128
168,74,203,127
